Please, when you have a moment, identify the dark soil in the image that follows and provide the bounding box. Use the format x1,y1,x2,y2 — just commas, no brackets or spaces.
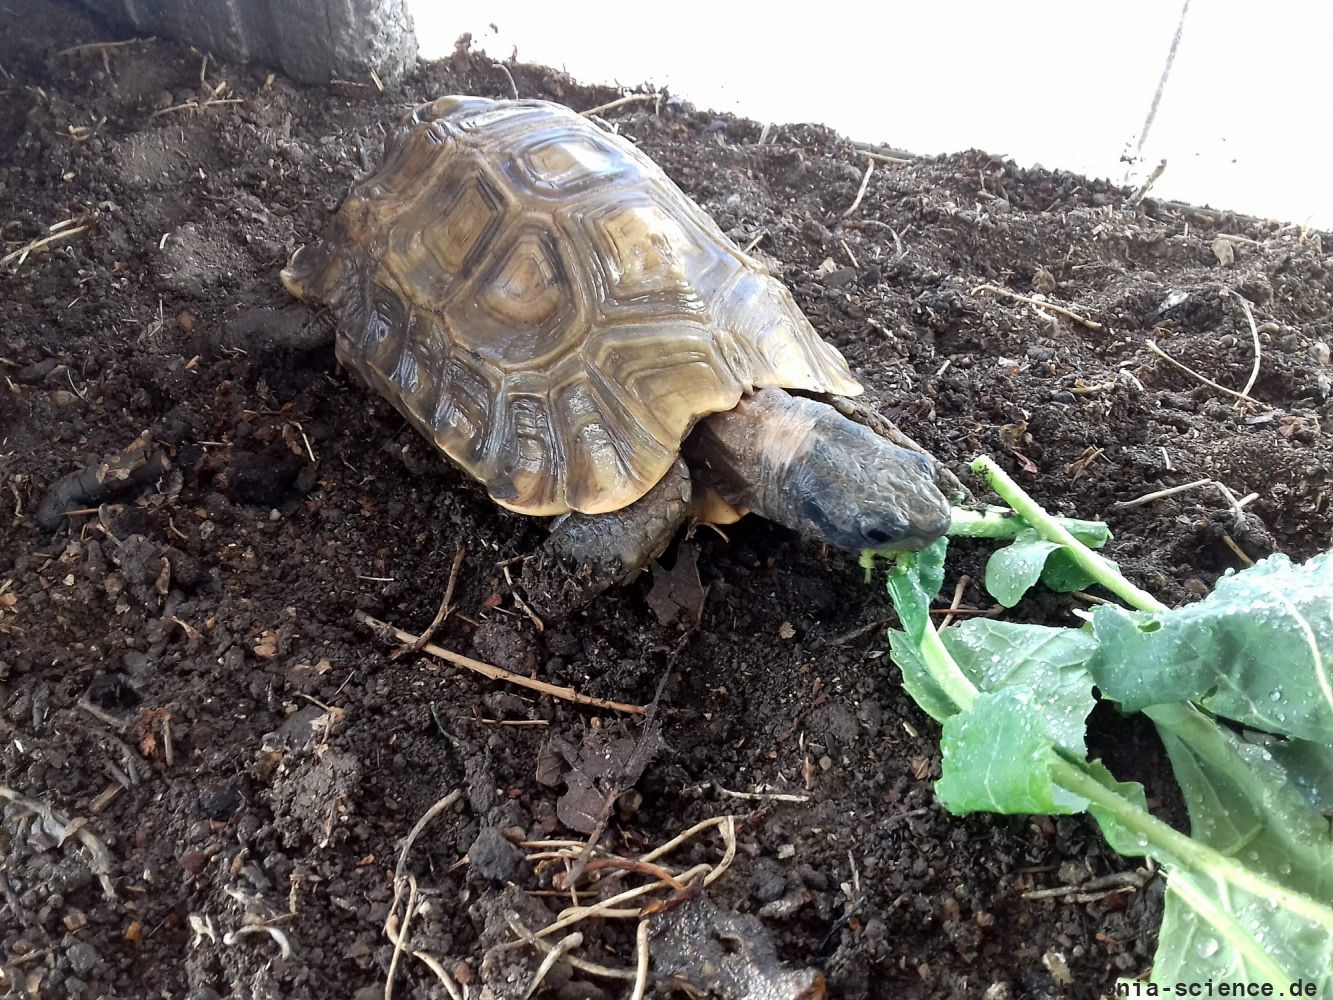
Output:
4,5,1332,999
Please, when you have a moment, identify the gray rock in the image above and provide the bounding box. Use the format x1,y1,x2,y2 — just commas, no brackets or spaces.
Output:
80,0,417,84
65,940,99,976
467,826,524,884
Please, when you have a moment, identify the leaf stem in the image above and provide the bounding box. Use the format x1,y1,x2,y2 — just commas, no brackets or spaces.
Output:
1050,757,1333,931
919,611,979,713
969,457,1167,613
902,591,1333,954
947,506,1111,547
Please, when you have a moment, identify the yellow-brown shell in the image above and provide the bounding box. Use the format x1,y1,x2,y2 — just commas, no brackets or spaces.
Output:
282,96,862,516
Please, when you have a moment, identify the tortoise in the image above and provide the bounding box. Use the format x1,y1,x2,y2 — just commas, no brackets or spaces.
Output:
282,95,951,611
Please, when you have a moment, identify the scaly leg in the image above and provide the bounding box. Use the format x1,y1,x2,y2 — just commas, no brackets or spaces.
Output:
518,458,692,617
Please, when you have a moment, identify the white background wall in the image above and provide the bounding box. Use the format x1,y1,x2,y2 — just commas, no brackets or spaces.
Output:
409,1,1331,229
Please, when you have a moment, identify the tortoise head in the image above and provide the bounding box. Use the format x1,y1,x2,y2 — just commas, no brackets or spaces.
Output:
282,182,387,307
281,238,347,307
782,412,951,552
690,389,952,552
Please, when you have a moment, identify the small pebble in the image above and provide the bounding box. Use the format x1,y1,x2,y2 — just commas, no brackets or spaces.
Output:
777,843,796,860
65,941,99,976
822,266,857,289
62,910,88,932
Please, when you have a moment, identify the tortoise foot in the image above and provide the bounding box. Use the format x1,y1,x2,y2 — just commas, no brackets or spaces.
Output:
518,458,692,618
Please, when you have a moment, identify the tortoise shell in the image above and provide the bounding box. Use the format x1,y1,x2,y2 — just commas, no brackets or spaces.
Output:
282,96,862,516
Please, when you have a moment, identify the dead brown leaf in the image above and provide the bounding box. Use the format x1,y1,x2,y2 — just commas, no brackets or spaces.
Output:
646,540,707,626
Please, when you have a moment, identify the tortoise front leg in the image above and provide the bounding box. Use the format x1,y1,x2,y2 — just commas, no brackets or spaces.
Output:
518,458,692,617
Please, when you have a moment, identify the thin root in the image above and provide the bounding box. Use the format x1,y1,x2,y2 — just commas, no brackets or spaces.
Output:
0,785,116,898
502,562,546,632
938,574,972,630
395,788,463,880
1111,477,1213,510
842,156,874,218
150,97,244,118
523,931,584,998
630,919,651,1000
57,38,152,57
1226,289,1263,400
509,914,639,982
1220,534,1256,567
384,874,465,1000
384,790,468,1000
498,62,520,100
1145,340,1267,408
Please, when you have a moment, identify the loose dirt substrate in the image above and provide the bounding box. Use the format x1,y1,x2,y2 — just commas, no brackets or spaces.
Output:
3,5,1332,999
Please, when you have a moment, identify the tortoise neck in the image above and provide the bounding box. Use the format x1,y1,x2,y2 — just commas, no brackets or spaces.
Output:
686,388,820,524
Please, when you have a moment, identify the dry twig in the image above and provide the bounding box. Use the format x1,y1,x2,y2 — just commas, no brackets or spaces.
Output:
393,548,465,659
709,784,810,804
1,213,99,269
357,611,644,714
150,97,243,118
580,93,658,118
850,140,914,164
1023,868,1147,901
1127,158,1168,207
973,284,1104,331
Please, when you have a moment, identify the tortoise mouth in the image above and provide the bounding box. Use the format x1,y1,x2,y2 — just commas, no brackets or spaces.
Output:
279,263,306,299
281,241,339,304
